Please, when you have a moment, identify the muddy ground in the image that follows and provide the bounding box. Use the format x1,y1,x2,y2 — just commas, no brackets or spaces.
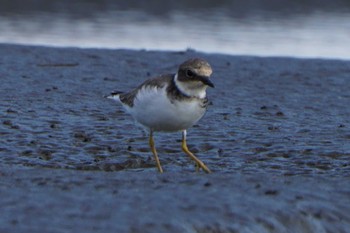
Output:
0,44,350,232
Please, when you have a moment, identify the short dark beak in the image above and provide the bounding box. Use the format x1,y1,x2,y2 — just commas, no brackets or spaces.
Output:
199,76,215,88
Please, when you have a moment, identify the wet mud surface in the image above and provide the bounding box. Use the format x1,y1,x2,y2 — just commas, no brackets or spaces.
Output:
1,44,350,232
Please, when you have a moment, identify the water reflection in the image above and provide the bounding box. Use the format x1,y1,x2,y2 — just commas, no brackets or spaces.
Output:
0,1,349,59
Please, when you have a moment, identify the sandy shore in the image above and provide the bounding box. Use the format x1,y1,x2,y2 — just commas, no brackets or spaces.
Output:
0,44,349,232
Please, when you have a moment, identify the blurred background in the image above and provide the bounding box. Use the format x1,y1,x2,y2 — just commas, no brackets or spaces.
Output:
0,0,349,59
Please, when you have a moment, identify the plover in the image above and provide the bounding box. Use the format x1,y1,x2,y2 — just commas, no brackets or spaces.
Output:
106,58,214,173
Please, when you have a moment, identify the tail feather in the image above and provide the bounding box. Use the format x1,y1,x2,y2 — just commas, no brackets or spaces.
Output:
104,91,123,100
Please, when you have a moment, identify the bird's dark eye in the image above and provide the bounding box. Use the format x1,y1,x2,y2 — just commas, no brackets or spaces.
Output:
186,69,194,78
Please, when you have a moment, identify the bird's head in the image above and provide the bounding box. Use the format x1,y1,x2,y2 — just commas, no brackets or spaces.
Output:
175,58,214,98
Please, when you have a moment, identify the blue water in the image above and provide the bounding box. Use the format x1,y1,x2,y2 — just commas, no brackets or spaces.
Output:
0,1,349,59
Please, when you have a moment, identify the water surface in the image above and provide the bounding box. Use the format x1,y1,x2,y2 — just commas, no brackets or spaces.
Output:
1,0,349,59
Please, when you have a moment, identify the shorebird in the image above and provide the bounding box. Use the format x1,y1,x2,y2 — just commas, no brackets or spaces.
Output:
106,58,214,173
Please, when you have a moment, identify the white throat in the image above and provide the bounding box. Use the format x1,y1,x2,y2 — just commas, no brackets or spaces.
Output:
174,73,207,99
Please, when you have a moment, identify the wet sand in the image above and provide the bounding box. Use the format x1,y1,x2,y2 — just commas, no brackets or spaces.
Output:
1,44,350,232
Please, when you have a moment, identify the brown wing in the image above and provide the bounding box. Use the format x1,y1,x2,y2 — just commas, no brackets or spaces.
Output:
119,74,174,107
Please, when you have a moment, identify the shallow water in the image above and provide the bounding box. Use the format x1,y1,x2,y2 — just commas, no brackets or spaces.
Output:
0,0,350,59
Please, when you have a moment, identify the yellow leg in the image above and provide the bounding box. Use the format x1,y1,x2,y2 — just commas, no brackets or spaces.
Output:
149,130,163,173
181,130,211,173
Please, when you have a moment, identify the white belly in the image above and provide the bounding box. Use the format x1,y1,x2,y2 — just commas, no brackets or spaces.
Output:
124,86,206,131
